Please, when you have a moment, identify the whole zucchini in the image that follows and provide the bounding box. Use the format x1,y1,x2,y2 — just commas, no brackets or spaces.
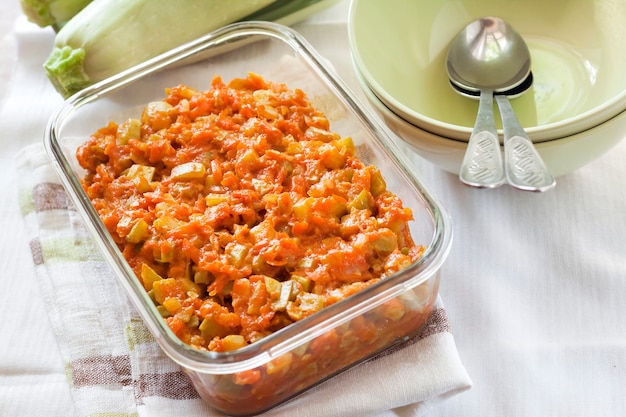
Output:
44,0,277,98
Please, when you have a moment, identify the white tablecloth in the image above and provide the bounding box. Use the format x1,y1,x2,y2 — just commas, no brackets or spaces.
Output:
1,1,625,416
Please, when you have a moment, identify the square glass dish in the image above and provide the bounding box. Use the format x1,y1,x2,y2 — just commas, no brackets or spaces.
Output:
44,21,452,416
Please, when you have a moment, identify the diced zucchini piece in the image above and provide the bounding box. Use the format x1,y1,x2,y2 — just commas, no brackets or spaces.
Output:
305,126,339,142
222,334,247,352
285,141,303,155
327,195,348,218
371,230,398,256
152,277,177,304
286,293,324,321
258,104,280,120
226,242,249,269
187,314,199,329
142,101,174,131
272,280,298,312
125,164,156,193
369,167,387,197
126,218,148,243
176,85,200,100
264,276,282,297
205,193,229,207
252,178,272,196
170,162,206,181
162,297,182,314
348,189,374,212
199,317,229,340
140,263,163,291
116,118,141,145
291,274,312,293
153,214,182,233
337,136,355,153
296,257,318,270
299,293,324,312
292,197,314,221
322,143,346,170
252,89,271,103
125,164,156,181
240,148,260,165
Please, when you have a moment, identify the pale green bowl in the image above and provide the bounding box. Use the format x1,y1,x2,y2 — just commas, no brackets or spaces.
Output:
348,0,626,143
357,66,626,177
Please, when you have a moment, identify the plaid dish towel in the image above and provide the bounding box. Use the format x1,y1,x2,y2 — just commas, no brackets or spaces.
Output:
16,142,471,417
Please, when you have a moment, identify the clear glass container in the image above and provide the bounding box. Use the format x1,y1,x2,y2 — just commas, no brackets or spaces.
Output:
45,21,452,416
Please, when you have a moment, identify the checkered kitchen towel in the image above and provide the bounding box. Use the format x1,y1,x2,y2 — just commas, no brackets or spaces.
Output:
16,142,471,417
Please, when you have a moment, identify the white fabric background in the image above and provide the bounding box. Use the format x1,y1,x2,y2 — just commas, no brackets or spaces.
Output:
1,1,626,416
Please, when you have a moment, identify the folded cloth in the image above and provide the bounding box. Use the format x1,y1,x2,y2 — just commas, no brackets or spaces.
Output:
16,142,471,417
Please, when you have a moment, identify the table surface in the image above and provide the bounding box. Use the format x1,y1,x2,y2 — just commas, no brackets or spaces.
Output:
1,1,625,416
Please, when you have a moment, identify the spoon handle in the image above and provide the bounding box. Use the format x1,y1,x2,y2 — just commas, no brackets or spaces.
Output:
459,90,505,188
495,95,556,192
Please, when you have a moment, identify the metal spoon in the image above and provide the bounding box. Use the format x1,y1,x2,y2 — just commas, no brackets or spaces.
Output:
446,16,555,191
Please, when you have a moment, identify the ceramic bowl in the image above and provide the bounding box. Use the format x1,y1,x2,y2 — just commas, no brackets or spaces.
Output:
348,0,626,143
356,67,626,177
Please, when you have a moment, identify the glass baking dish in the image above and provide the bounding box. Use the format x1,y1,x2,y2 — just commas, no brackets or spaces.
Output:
44,21,452,416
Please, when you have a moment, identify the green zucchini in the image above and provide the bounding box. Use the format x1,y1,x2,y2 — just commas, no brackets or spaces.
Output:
44,0,277,98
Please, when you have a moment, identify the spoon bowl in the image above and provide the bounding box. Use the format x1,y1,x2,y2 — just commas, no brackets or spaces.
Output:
446,16,555,191
446,17,531,93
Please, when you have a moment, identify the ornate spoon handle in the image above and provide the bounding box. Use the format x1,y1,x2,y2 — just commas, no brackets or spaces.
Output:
459,90,505,188
495,95,555,192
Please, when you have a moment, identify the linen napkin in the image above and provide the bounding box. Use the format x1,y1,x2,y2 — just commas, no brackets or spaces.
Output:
16,141,471,417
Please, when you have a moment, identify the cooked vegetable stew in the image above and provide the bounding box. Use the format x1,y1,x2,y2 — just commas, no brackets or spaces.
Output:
77,72,425,353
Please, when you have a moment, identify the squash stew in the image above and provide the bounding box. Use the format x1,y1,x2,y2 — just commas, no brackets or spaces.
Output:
76,72,425,352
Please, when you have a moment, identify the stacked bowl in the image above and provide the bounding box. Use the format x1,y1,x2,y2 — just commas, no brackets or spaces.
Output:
348,0,626,177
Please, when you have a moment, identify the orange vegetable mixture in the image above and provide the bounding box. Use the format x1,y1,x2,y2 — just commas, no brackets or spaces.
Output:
77,73,424,352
